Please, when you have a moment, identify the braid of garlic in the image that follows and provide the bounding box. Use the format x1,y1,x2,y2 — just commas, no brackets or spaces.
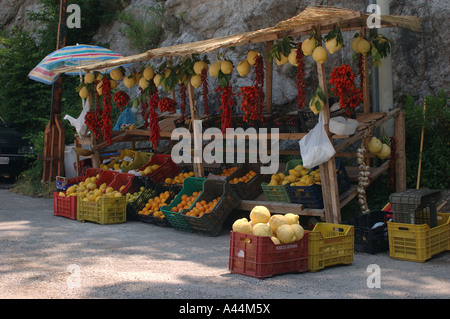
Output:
357,130,371,214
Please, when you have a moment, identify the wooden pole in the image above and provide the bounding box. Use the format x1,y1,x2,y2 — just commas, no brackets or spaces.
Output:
394,111,407,192
315,25,341,224
187,82,205,177
416,99,426,189
265,41,273,114
42,0,67,182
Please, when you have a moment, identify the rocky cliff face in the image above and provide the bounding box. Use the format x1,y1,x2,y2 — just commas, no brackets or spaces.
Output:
2,0,448,111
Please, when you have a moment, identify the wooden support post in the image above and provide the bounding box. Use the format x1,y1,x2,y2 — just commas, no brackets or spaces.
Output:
395,111,406,192
42,0,67,182
315,25,341,224
265,41,273,114
187,82,205,177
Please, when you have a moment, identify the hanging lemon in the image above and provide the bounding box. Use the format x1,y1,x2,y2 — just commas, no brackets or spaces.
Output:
325,37,343,55
236,59,251,77
220,60,233,74
209,61,221,77
110,68,124,81
190,74,202,88
288,49,298,66
247,50,260,66
139,77,150,90
301,37,318,56
357,38,371,56
312,46,328,64
143,65,154,80
275,53,288,66
79,86,89,99
153,74,162,87
193,61,208,75
123,75,136,88
84,72,95,84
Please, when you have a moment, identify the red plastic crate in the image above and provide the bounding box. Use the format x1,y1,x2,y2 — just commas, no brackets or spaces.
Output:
138,154,179,184
95,170,120,187
54,168,104,219
108,173,136,194
229,231,309,279
53,192,78,220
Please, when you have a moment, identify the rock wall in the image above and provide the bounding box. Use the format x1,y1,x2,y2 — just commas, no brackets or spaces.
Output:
2,0,448,110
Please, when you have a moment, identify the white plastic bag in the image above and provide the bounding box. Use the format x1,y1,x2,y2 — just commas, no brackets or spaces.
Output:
299,112,336,169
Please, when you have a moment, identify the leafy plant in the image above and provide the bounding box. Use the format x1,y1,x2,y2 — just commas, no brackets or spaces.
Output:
404,89,449,189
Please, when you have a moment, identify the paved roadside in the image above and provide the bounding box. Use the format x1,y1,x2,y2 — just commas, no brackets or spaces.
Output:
0,189,449,300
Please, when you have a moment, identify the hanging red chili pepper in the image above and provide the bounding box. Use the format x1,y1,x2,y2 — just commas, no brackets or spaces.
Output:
180,83,187,122
329,64,363,116
254,54,265,121
296,42,306,109
240,86,258,123
85,107,103,139
158,97,177,113
216,85,234,134
113,90,130,111
201,68,210,117
101,78,113,145
148,89,161,149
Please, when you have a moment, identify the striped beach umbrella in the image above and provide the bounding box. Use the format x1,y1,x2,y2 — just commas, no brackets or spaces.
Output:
28,44,124,85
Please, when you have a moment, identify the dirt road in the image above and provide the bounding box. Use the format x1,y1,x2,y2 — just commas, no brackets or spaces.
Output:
0,189,449,300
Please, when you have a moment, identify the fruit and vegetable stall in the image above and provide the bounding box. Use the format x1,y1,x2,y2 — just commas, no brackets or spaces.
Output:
51,6,449,278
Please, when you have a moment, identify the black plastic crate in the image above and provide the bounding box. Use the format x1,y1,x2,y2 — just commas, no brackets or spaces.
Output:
227,162,270,200
138,183,182,227
343,211,392,254
126,176,157,221
182,179,241,236
390,188,441,227
287,182,324,209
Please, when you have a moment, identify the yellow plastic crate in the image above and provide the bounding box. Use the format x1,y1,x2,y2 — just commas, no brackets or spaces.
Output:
388,213,450,262
308,223,354,272
77,196,127,225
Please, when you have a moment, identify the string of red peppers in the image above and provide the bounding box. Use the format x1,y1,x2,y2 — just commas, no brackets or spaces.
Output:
84,81,103,139
254,54,265,122
329,64,363,116
216,85,235,134
201,68,210,117
148,89,161,149
101,78,113,145
113,91,130,111
158,97,177,114
180,83,187,122
240,86,257,122
296,42,306,109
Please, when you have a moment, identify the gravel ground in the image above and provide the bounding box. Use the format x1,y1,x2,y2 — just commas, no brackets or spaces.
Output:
0,188,449,301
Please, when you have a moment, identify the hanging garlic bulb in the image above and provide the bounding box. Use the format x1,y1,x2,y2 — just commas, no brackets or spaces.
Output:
357,130,371,214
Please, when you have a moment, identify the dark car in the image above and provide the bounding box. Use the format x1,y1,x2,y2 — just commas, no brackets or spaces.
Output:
0,117,32,180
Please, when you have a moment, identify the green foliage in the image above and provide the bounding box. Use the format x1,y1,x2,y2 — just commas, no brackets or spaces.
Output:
405,89,449,190
0,28,51,134
118,4,165,52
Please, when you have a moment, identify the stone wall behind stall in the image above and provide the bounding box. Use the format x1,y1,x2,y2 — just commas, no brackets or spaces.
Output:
2,0,448,110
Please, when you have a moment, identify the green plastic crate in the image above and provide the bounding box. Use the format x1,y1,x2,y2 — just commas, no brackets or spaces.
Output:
161,177,206,232
260,159,303,203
